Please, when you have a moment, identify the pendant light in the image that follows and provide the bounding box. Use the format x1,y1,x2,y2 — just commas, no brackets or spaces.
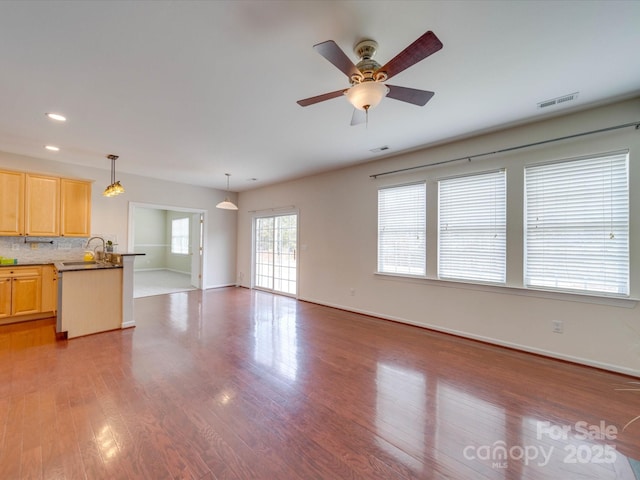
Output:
103,154,125,197
216,173,238,210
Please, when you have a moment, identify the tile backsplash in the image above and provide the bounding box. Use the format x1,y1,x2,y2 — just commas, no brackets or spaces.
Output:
0,235,118,264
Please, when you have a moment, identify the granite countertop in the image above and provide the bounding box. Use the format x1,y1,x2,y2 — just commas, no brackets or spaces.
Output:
0,261,121,272
54,261,123,272
0,253,143,272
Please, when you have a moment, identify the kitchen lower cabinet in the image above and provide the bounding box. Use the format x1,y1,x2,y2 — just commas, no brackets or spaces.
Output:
0,266,42,319
41,265,58,313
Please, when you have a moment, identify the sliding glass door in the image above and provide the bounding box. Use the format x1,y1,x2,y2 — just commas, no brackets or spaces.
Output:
254,213,297,296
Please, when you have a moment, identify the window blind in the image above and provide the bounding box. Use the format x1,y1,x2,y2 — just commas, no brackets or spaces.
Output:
378,183,426,275
524,152,629,296
438,170,506,283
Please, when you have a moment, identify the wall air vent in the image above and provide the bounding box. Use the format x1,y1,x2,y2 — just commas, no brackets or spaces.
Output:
537,92,579,109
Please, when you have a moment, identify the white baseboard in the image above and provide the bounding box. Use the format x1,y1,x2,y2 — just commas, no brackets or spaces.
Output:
298,295,640,378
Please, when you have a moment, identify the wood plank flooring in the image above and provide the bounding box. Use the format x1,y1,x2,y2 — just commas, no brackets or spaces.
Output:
0,287,639,479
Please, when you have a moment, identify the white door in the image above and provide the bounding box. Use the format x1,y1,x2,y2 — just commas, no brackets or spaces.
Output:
254,213,297,296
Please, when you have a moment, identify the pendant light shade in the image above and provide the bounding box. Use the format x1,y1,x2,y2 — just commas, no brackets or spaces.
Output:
103,154,125,197
216,173,238,210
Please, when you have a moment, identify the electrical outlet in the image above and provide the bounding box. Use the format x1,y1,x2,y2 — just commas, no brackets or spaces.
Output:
350,288,355,296
11,243,19,251
552,320,564,334
30,242,38,250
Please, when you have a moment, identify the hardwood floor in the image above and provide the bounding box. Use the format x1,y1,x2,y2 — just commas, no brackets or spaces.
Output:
0,287,639,479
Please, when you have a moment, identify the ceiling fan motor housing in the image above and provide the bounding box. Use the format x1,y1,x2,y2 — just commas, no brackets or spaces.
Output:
351,39,387,85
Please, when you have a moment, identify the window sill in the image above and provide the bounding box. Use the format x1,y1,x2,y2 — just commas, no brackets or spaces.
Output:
374,272,637,308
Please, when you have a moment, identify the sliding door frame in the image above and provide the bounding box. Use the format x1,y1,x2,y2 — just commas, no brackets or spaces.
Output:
251,209,299,298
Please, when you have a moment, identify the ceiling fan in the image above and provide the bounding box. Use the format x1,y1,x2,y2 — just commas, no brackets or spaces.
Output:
297,30,443,125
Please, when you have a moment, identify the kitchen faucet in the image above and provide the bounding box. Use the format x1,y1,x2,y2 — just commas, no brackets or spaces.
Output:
86,236,106,261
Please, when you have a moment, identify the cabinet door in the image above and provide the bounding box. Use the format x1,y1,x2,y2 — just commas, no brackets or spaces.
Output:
61,179,92,237
0,277,11,318
25,174,60,236
0,170,25,236
12,276,42,316
41,265,58,313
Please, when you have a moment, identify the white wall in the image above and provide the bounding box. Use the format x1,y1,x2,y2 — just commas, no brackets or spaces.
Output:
237,98,640,376
133,206,166,269
0,152,237,289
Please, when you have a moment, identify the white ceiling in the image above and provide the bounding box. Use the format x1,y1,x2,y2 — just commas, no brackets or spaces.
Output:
0,1,639,192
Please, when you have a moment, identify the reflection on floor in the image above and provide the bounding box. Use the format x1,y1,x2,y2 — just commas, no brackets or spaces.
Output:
133,269,196,298
0,289,639,478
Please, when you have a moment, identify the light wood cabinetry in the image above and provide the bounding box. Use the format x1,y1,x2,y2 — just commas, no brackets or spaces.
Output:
0,169,92,238
0,170,25,236
0,266,42,319
25,174,60,236
0,275,10,318
60,178,92,237
41,265,58,313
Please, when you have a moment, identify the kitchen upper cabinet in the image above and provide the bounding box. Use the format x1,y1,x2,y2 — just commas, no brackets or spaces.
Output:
0,266,42,318
0,169,92,238
61,178,92,237
25,174,60,237
0,170,25,236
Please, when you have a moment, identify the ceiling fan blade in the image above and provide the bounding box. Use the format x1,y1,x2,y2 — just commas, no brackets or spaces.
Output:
350,109,366,126
297,89,346,107
386,85,435,106
377,31,443,80
313,40,361,79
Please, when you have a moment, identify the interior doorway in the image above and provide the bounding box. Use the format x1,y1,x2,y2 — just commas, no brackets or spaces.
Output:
128,203,205,297
253,212,298,296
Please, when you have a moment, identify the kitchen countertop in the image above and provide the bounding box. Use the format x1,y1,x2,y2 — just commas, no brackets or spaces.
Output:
54,261,123,272
0,253,144,272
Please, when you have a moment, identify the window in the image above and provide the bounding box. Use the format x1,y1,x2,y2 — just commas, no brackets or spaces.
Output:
378,182,426,276
171,217,189,254
438,170,506,283
524,152,629,296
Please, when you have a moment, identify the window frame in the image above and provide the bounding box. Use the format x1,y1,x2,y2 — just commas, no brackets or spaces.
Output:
170,217,190,255
437,169,507,284
523,151,629,297
377,181,427,277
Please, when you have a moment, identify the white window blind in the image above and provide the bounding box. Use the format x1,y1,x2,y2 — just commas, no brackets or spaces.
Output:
378,183,426,275
171,217,190,255
524,152,629,296
438,170,506,283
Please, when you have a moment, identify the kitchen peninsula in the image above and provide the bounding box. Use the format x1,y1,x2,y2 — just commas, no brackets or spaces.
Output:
55,253,141,338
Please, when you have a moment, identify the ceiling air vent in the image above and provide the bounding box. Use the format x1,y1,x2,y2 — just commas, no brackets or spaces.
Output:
370,145,390,153
537,92,579,109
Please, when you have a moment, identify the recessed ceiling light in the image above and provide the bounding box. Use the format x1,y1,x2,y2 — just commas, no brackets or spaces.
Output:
45,145,60,151
45,112,66,122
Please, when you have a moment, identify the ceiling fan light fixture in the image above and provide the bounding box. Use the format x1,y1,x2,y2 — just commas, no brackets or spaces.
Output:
216,173,238,210
344,81,389,111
